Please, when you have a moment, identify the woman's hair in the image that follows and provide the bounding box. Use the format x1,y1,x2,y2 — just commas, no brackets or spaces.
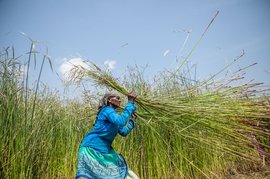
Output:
98,92,119,109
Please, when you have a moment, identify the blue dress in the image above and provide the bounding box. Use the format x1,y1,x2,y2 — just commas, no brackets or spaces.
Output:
76,101,136,179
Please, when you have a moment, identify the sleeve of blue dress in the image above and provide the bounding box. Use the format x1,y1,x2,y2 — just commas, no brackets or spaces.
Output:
105,101,136,127
118,119,136,137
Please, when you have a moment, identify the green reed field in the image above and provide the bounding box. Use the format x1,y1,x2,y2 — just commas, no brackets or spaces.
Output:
0,41,269,179
0,46,91,178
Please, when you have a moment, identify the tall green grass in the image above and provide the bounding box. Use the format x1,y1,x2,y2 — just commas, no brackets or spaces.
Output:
0,46,94,178
1,41,269,178
70,57,270,178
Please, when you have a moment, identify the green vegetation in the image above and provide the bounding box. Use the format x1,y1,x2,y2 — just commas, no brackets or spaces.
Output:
1,42,269,178
0,46,93,178
1,16,269,177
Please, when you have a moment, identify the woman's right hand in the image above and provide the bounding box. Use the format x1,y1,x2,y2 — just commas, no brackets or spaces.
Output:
127,92,137,102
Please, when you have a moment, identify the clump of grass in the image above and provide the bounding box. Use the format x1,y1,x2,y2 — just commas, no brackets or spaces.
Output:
0,46,95,178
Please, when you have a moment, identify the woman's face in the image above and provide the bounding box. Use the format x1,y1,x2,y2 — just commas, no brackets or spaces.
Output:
108,96,121,108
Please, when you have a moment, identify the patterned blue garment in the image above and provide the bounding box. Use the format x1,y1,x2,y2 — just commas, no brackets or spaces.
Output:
76,147,127,179
76,101,136,179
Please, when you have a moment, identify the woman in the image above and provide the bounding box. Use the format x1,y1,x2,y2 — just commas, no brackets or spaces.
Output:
76,92,139,179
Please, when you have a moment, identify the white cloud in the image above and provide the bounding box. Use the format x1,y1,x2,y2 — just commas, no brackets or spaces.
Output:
14,64,27,78
104,60,116,70
59,57,89,80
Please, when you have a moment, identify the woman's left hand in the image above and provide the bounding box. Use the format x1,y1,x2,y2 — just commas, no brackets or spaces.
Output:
131,113,137,120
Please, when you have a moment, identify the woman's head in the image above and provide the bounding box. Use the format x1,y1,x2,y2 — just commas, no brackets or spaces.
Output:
108,95,121,108
98,92,121,109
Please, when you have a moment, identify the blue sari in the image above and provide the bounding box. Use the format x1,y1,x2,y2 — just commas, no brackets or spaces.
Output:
76,101,137,179
76,147,128,179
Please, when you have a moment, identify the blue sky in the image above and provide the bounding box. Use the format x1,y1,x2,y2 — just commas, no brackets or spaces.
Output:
0,0,269,97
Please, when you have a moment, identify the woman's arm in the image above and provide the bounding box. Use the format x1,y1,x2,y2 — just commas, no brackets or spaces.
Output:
105,102,136,127
118,118,136,137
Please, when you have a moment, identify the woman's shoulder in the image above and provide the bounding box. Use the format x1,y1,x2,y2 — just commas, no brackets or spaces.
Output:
100,106,115,114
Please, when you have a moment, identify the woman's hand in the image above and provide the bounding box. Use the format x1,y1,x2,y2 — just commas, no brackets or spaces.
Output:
128,92,137,102
131,113,137,120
